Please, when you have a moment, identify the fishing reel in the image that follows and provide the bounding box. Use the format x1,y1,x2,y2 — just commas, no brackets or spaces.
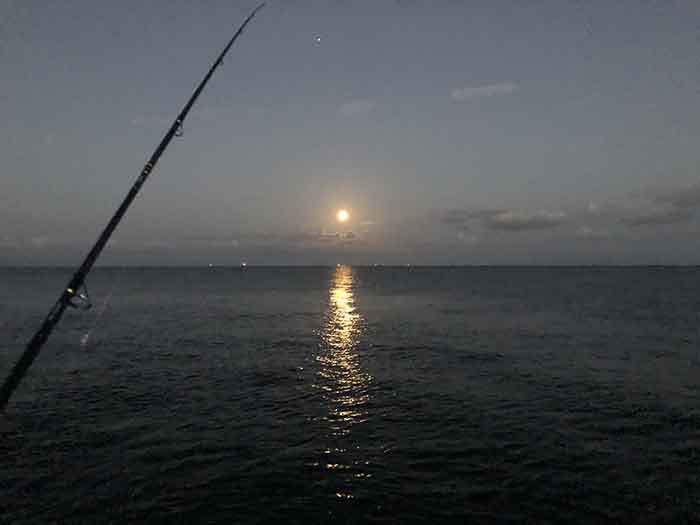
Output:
66,283,92,310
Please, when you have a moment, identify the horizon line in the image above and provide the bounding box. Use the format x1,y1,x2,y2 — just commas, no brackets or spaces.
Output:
2,264,700,269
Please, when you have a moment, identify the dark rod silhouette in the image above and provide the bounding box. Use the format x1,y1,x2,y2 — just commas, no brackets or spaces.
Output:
0,3,265,410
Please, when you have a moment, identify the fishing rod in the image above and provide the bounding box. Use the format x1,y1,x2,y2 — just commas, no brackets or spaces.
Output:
0,3,265,410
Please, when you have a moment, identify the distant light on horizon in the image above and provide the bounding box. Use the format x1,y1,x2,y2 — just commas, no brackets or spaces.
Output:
337,209,350,223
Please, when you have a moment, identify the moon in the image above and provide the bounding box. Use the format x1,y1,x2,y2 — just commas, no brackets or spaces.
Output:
337,209,350,223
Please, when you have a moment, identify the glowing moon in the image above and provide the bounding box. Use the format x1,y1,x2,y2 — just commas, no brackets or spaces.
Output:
337,209,350,222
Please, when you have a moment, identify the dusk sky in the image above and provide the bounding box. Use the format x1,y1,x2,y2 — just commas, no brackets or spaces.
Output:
2,0,700,265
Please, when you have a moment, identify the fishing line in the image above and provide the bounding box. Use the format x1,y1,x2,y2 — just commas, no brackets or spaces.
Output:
80,267,125,349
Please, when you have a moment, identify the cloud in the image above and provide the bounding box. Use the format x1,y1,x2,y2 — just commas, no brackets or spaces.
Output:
579,181,700,229
358,220,377,234
339,99,375,117
576,226,611,239
0,236,17,248
338,232,361,246
208,239,240,248
456,231,480,244
240,233,282,243
620,207,692,227
451,82,518,101
653,182,700,209
288,232,335,243
210,232,350,246
288,231,362,245
487,210,566,231
440,209,504,225
29,235,50,247
441,209,566,233
139,240,175,250
439,181,699,244
587,201,601,214
616,180,700,227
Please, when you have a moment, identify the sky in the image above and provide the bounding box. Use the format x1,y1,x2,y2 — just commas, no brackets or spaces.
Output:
2,0,700,265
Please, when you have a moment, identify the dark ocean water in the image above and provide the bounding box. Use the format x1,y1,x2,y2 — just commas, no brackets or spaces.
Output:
1,266,700,523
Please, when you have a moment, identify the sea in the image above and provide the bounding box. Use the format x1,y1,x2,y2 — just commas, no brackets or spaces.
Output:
1,266,699,523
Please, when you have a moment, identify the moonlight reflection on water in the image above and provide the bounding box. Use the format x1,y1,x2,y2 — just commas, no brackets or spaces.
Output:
314,266,373,499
